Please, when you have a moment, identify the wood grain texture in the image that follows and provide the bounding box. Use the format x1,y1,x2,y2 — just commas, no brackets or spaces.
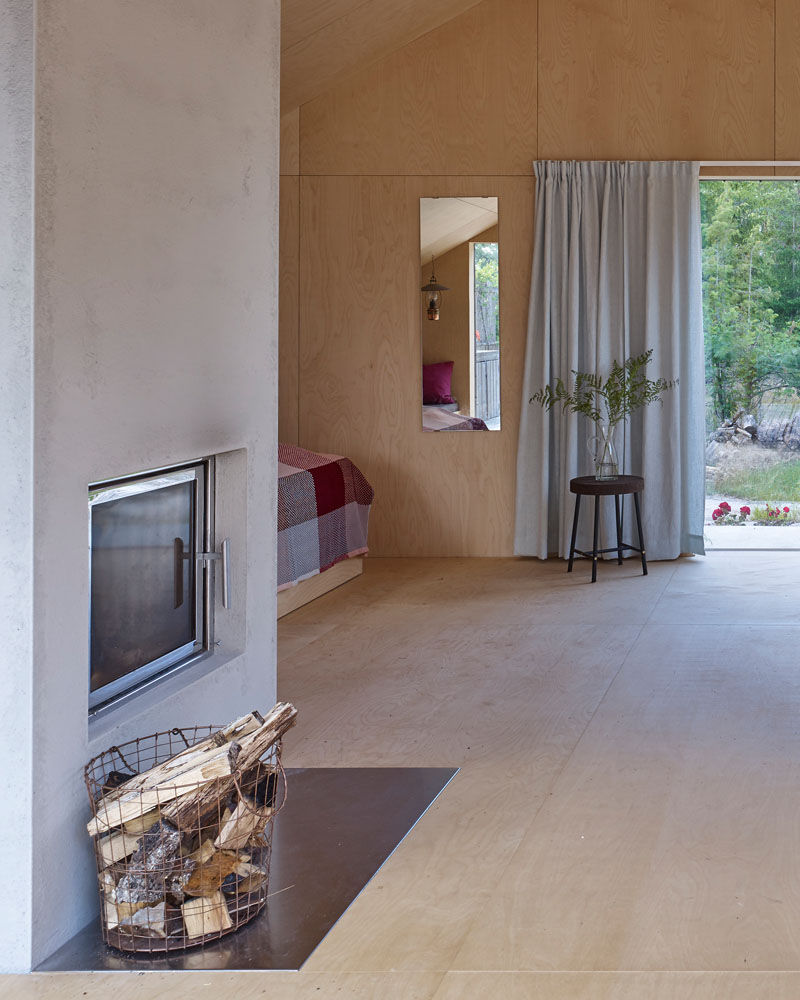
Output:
432,972,800,1000
281,0,486,113
276,552,800,977
298,176,533,556
279,175,299,444
299,0,537,176
1,971,445,1000
277,558,363,618
280,110,299,176
281,0,365,52
15,554,800,988
538,0,775,160
776,0,800,172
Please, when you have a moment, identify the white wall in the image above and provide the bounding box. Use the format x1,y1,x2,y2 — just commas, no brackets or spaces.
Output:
1,0,279,971
0,0,34,975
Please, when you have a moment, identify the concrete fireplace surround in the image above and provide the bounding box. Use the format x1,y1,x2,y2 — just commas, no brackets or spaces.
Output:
0,0,280,973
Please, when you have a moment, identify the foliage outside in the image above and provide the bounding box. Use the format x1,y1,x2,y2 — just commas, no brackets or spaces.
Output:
702,181,800,426
710,454,800,503
530,350,678,430
473,242,499,346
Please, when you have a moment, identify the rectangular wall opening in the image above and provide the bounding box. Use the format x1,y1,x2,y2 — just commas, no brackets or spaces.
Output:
701,179,800,550
88,458,215,713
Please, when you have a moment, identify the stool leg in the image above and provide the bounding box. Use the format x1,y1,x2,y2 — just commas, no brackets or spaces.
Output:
633,490,647,576
591,494,600,583
614,494,623,565
567,494,581,573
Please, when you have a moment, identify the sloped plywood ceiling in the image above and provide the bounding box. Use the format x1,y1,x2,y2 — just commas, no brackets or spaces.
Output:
420,197,498,263
281,0,485,112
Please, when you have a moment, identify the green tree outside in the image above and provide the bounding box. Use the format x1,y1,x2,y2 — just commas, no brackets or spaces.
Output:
474,242,499,346
701,180,800,428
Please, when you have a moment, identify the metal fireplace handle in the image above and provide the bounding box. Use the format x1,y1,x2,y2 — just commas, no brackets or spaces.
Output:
196,538,231,609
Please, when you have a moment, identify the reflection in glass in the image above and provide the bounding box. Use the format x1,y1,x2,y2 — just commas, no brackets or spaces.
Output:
420,197,500,431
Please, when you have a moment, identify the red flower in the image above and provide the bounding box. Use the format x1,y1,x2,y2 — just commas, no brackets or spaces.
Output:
719,501,731,511
712,509,722,520
740,506,751,516
784,507,790,513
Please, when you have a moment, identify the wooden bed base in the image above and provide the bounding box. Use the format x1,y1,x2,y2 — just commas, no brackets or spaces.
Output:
277,558,363,619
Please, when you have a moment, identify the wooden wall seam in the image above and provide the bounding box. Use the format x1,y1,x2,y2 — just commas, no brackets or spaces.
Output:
286,0,788,555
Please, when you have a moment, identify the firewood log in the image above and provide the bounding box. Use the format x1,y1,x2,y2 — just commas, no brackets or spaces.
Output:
184,850,240,897
188,839,217,866
155,709,294,833
117,901,183,939
222,862,268,896
88,742,241,836
115,820,181,916
181,892,232,938
97,829,139,868
98,869,116,898
101,770,137,795
104,898,120,930
87,704,296,836
88,712,263,834
166,856,196,904
213,797,272,851
123,809,160,836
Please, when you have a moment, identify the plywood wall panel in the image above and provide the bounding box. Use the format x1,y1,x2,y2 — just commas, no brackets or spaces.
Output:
281,0,486,113
777,0,800,169
279,176,300,444
299,0,537,177
538,0,775,161
281,0,363,52
280,110,300,176
299,176,533,556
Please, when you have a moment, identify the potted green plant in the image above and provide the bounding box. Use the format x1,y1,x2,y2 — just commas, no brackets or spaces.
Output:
530,350,678,480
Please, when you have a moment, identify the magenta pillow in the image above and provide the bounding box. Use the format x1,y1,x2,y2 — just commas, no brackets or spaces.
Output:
423,361,455,405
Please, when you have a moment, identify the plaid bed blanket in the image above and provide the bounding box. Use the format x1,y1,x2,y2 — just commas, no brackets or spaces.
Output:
277,444,374,591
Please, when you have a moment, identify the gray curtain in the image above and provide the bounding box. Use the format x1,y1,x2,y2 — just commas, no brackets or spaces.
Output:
514,161,706,561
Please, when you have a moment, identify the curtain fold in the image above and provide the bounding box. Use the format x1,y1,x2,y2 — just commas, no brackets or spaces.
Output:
514,161,706,561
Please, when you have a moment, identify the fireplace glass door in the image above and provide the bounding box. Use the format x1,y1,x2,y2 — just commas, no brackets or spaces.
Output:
89,460,211,712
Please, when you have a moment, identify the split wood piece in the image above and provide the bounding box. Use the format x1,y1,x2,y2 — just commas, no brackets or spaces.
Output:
87,704,295,836
101,770,137,795
118,901,183,939
115,820,181,917
158,704,296,831
104,898,120,931
97,829,139,868
188,839,217,866
88,711,263,833
123,809,160,837
214,796,272,851
98,870,116,901
87,742,240,836
181,891,232,938
223,862,268,896
240,767,279,809
166,856,197,904
184,850,240,897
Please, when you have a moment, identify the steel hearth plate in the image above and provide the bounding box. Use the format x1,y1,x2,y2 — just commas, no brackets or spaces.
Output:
36,766,458,972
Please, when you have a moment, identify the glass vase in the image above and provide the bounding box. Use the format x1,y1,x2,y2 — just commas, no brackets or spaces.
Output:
588,424,619,480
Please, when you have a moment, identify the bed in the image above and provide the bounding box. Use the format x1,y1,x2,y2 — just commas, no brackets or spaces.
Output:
422,406,489,432
277,444,374,617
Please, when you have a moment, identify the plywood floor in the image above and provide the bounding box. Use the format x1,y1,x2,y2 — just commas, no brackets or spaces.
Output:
8,553,800,999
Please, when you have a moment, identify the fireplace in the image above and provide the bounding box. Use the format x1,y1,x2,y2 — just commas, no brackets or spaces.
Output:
88,458,224,713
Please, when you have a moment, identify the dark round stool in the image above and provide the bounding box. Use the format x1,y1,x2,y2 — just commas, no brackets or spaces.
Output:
567,475,647,583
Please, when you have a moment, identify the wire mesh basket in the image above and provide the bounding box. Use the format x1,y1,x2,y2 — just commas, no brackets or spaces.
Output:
84,708,292,954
